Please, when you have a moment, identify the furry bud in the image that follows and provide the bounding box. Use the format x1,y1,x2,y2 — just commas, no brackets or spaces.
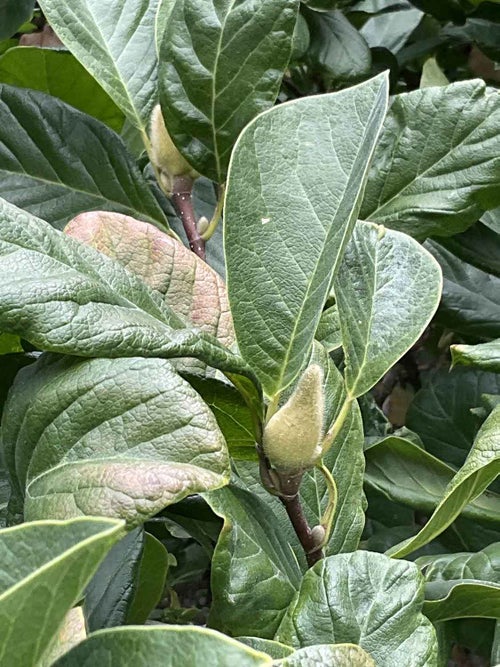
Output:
149,105,199,194
263,365,324,472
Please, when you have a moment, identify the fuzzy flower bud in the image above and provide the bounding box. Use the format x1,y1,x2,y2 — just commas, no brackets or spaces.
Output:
263,365,324,472
149,105,199,194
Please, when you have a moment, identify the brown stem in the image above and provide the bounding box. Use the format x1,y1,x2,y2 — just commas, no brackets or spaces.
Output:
171,176,206,260
280,494,324,567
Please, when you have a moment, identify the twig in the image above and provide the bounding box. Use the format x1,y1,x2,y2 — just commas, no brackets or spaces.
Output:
171,176,206,260
279,493,324,567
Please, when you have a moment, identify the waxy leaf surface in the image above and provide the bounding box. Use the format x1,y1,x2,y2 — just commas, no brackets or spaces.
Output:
225,74,389,397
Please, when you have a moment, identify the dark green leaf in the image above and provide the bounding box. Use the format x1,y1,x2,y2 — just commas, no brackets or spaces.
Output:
452,340,500,373
362,81,500,238
126,533,169,624
0,85,168,230
0,0,33,40
159,0,299,182
360,7,423,52
225,73,389,397
437,222,500,278
424,580,500,622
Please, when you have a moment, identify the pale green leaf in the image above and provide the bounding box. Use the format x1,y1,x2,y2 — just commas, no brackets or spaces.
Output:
0,199,258,387
206,484,303,639
420,57,449,88
237,638,293,659
361,81,500,238
280,644,376,667
42,607,87,666
424,580,500,622
54,626,273,666
452,340,500,373
38,0,159,133
360,7,423,52
334,220,441,398
2,354,230,524
315,305,342,352
275,551,438,667
0,517,123,667
159,0,299,182
389,405,500,558
0,47,124,131
225,73,389,397
0,85,167,230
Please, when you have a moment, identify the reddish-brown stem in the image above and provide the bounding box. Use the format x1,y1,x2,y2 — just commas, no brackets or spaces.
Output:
279,494,324,567
171,176,206,260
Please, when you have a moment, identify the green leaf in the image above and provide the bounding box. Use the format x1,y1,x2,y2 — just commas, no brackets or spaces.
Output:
419,542,500,583
0,47,124,132
159,0,299,182
315,305,342,352
425,240,500,338
65,211,234,349
0,0,33,40
437,222,500,278
225,73,389,397
206,483,303,639
54,626,273,666
361,80,500,238
0,199,258,386
84,528,144,631
280,644,376,667
126,533,169,624
38,0,159,133
360,7,423,52
42,607,87,666
406,368,500,469
365,436,500,524
302,0,354,9
0,85,167,230
334,220,441,398
424,581,500,622
389,404,500,558
0,517,123,667
304,9,371,84
420,57,449,88
452,340,500,373
0,333,21,354
237,638,293,659
2,354,230,524
275,551,438,667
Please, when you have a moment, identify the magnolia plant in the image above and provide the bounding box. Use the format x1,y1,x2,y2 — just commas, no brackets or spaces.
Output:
0,0,499,666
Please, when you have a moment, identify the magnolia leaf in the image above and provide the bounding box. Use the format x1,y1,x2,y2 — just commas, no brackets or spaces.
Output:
438,222,500,278
452,340,500,373
389,404,500,558
315,305,342,352
53,626,274,666
42,607,87,666
420,57,449,88
0,517,123,667
280,644,376,667
365,436,500,524
0,199,258,388
0,0,33,40
237,638,293,659
159,0,299,182
276,551,438,667
361,80,500,238
360,7,423,52
206,484,303,639
0,333,22,354
0,47,124,132
38,0,159,133
65,211,234,348
225,73,389,397
0,85,167,230
2,354,230,524
334,221,441,398
126,533,169,624
419,542,500,583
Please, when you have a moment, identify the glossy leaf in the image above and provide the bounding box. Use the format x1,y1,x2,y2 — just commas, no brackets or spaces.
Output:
0,0,33,40
2,354,230,524
304,9,371,84
0,85,167,230
0,517,123,667
361,81,500,238
280,644,376,666
389,405,500,558
365,436,500,524
452,340,500,373
276,551,438,667
38,0,159,132
159,0,299,182
84,528,144,631
0,199,258,385
425,240,500,338
334,221,441,398
0,47,124,131
65,211,234,349
406,368,500,469
225,73,389,397
207,484,303,639
53,626,273,666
